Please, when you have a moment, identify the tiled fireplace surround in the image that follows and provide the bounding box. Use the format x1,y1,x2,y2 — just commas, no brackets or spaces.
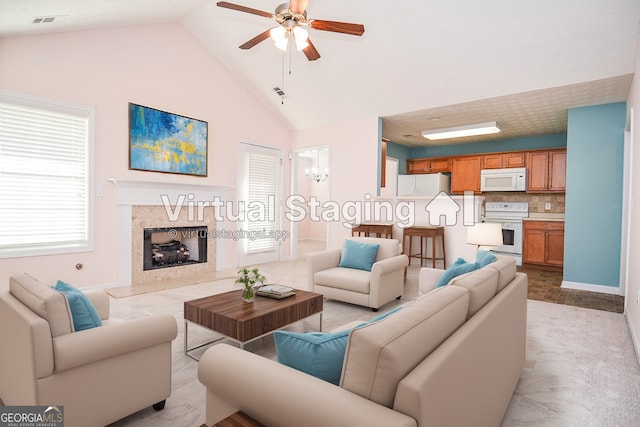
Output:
111,179,230,288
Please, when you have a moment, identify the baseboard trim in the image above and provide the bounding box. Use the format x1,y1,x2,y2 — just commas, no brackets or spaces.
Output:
625,312,640,368
83,281,119,291
561,280,621,295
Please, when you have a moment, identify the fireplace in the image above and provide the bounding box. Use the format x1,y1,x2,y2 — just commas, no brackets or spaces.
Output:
110,179,231,288
143,226,208,271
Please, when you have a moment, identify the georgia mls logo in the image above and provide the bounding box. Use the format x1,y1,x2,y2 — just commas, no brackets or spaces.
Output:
0,405,64,427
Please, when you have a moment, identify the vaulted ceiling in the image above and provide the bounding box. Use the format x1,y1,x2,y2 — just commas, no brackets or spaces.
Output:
1,0,639,146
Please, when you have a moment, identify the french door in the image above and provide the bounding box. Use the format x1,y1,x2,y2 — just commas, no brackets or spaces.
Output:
237,143,283,266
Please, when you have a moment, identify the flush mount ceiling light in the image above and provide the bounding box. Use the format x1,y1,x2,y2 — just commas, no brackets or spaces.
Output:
421,121,501,140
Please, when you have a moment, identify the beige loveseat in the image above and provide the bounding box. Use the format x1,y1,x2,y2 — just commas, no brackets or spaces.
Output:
198,256,527,427
0,274,178,427
306,237,409,310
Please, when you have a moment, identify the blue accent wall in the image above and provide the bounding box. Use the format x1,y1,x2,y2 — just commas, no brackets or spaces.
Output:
410,133,567,158
564,102,626,288
386,141,411,174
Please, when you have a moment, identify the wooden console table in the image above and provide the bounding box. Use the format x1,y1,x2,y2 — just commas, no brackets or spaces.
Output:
351,223,393,238
402,226,446,268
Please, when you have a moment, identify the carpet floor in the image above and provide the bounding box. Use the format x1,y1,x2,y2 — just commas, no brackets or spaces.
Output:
104,258,640,427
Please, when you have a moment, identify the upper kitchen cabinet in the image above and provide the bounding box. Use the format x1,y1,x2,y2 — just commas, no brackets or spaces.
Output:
407,157,451,174
451,155,482,194
526,148,566,192
482,152,526,169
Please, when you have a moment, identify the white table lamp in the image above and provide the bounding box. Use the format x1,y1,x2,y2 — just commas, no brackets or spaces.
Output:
466,222,503,251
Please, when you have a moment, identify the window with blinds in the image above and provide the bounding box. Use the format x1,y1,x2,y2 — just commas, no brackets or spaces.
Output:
0,91,94,258
246,151,278,254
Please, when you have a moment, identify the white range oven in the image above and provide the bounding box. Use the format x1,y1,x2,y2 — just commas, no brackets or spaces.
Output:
482,202,529,265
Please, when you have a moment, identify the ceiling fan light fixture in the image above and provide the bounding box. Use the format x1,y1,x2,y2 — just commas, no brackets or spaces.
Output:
270,26,288,51
421,121,501,140
293,26,309,51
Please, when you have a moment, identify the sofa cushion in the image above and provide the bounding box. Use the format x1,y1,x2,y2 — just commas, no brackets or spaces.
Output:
448,267,499,318
435,258,478,288
340,285,470,407
339,240,380,271
9,273,74,337
314,267,371,293
54,281,102,331
486,256,517,292
274,307,403,385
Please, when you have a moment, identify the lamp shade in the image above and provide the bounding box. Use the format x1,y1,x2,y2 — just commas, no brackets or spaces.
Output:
466,222,503,247
270,27,288,51
293,26,309,51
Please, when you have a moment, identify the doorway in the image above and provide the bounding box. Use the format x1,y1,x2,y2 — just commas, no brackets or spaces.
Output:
291,146,330,259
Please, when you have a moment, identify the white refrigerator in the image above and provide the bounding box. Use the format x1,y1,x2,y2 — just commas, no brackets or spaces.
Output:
397,173,451,196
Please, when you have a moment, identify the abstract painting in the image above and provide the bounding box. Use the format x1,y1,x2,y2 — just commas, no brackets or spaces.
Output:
129,103,208,176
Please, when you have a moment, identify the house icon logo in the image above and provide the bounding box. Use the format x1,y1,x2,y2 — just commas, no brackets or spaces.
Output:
425,191,460,226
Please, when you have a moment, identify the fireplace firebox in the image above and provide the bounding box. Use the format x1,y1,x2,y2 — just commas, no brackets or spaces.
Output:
143,226,208,271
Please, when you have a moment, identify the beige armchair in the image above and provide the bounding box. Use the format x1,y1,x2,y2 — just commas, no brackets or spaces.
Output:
0,274,178,427
306,237,409,311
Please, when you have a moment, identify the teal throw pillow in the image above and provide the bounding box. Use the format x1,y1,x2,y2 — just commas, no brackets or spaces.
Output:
476,250,497,267
274,329,350,385
274,307,402,384
338,240,380,271
436,258,479,287
54,280,102,331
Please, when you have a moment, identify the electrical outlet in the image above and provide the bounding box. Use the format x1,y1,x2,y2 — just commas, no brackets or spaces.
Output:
545,202,551,210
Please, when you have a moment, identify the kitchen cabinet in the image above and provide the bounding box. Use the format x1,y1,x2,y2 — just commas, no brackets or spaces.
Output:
482,152,526,169
523,220,564,267
526,149,566,192
407,157,451,174
451,156,482,194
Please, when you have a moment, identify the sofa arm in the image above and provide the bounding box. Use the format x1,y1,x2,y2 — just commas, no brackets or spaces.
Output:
52,314,177,373
83,290,110,321
198,344,416,427
418,268,446,295
371,254,409,275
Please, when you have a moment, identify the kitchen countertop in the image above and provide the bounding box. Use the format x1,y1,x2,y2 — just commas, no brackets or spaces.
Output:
524,213,565,222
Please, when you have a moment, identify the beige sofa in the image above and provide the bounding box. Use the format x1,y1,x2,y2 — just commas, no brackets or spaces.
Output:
306,237,409,310
198,256,527,427
0,274,178,427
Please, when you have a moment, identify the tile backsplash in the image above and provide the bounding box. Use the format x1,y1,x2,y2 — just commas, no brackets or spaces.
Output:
483,192,565,214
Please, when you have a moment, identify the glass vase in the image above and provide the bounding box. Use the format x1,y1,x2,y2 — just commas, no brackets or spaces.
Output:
242,285,254,303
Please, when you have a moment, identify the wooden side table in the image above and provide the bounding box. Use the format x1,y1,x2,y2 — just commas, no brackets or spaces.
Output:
351,223,393,238
402,226,446,268
211,411,264,426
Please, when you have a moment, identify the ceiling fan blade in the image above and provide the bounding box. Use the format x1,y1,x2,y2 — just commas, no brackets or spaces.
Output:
239,30,272,49
310,20,365,36
303,38,320,61
289,0,309,15
216,1,273,18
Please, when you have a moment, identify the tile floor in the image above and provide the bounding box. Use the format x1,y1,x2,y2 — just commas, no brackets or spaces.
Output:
521,266,625,313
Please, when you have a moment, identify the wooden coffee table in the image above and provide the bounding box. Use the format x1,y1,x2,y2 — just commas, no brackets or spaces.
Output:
184,288,323,360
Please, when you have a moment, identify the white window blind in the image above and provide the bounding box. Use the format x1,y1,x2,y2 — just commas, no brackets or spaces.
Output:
0,92,93,258
246,151,278,254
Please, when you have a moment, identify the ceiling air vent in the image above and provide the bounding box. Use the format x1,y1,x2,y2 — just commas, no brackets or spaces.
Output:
33,16,57,24
273,87,285,97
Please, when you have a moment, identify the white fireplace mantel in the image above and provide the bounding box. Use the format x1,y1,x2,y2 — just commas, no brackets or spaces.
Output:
108,178,233,206
109,178,233,287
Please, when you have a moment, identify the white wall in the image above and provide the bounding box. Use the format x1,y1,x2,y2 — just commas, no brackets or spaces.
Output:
0,24,293,288
293,117,380,249
625,29,640,360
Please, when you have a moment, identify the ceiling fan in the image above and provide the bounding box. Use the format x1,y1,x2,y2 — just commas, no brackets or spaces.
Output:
216,1,365,61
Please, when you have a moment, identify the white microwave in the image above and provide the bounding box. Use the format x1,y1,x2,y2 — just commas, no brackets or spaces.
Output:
480,168,527,192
